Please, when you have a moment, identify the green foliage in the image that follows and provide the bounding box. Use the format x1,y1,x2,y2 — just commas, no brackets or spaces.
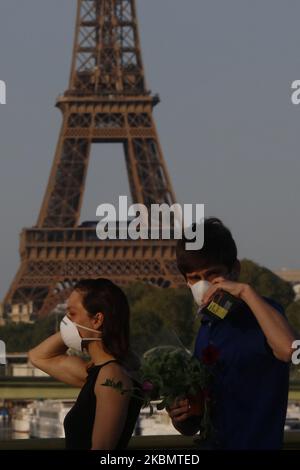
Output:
1,258,296,360
141,346,210,403
130,309,164,357
125,282,199,356
286,301,300,335
0,315,58,352
239,259,295,308
103,346,215,440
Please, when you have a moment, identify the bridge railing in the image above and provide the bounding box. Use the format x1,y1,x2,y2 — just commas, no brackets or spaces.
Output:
0,433,300,450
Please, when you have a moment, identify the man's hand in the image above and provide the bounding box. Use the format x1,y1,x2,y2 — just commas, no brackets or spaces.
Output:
167,398,202,436
167,398,193,423
202,276,248,304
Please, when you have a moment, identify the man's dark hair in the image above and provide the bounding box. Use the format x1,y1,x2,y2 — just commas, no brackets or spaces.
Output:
176,217,238,277
74,278,130,361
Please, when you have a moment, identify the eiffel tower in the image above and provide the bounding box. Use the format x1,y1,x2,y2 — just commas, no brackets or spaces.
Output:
3,0,183,321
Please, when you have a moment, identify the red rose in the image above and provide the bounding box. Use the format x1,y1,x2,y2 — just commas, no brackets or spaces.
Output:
202,344,220,365
202,388,212,401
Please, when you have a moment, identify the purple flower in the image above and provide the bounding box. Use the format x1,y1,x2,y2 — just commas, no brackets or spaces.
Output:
142,380,154,392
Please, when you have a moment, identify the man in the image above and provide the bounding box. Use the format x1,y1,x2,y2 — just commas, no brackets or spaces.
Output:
167,218,296,449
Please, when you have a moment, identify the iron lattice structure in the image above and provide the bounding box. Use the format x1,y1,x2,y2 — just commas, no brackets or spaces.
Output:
4,0,183,319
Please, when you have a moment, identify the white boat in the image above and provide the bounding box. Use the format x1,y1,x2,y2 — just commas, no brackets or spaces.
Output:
286,402,300,420
12,408,30,434
137,404,179,436
285,403,300,431
29,400,74,439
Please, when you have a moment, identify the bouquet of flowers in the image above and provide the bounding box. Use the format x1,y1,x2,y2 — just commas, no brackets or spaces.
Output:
103,344,219,440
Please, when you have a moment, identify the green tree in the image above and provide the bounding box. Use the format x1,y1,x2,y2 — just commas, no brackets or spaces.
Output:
286,301,300,335
125,282,199,354
0,323,33,352
130,310,164,357
239,259,295,308
0,315,57,352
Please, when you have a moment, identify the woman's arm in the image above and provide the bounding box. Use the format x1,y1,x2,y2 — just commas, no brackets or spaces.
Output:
91,363,132,450
28,332,87,387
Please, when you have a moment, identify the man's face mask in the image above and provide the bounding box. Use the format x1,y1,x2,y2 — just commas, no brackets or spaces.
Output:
60,315,102,352
188,280,212,308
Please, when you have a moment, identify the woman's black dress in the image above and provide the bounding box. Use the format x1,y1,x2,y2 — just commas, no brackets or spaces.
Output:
63,359,143,449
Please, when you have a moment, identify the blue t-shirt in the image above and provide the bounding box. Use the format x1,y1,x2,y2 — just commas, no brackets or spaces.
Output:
193,297,290,449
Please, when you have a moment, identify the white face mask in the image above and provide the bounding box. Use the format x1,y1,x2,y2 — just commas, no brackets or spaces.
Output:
60,315,102,352
188,280,212,308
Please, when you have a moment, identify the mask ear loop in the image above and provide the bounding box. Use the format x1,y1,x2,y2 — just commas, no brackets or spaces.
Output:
74,322,103,338
81,337,102,342
81,335,103,353
72,321,103,352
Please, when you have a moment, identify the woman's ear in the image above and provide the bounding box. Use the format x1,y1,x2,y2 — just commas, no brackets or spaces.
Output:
93,312,104,330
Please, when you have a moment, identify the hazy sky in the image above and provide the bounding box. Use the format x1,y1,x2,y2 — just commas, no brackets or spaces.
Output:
0,0,300,299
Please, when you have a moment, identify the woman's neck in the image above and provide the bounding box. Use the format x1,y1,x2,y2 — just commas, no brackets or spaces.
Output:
87,340,116,365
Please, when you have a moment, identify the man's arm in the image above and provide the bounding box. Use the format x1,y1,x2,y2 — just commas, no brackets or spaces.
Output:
240,285,296,362
203,278,297,363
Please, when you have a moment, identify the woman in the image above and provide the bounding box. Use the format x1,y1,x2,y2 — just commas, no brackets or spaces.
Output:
29,278,143,450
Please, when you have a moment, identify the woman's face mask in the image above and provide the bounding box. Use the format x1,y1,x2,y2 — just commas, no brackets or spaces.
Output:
188,280,212,308
60,315,102,352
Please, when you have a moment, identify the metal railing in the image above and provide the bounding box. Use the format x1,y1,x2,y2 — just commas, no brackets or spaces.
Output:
0,433,299,450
